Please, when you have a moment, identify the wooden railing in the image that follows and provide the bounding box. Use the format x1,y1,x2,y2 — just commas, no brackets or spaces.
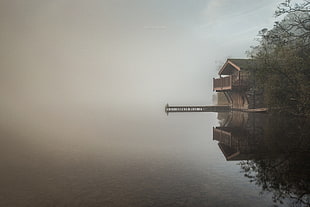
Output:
165,104,231,114
213,76,232,91
213,74,249,91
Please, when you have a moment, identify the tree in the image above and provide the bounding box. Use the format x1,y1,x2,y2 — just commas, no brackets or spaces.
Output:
248,0,310,116
275,0,310,45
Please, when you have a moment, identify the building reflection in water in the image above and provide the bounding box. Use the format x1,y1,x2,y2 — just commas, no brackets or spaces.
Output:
213,112,310,206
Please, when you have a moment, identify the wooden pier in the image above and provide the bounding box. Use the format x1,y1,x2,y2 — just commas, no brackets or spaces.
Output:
165,104,231,114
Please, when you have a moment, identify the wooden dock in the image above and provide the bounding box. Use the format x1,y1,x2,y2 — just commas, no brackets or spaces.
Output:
165,104,231,114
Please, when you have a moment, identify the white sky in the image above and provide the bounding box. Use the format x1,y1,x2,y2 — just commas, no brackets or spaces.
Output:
0,0,290,111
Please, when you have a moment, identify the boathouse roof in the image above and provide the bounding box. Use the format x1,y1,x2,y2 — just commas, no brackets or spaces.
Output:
218,59,256,75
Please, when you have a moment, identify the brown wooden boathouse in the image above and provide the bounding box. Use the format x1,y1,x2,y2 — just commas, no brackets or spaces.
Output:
165,58,266,113
213,59,265,110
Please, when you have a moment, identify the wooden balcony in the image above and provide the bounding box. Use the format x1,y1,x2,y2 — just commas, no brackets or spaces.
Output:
213,76,232,91
213,75,249,91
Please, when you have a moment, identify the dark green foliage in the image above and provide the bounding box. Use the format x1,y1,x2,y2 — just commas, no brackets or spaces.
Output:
248,0,310,116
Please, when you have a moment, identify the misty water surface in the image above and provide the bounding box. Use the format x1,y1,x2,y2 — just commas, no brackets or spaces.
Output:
1,105,309,207
1,1,309,206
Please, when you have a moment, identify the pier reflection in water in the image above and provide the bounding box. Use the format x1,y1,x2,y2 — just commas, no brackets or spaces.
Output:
213,112,310,206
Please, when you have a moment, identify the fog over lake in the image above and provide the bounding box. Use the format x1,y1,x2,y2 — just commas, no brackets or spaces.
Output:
0,0,284,109
0,0,308,207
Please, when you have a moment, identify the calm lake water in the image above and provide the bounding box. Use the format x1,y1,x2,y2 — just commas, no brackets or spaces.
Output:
0,106,309,207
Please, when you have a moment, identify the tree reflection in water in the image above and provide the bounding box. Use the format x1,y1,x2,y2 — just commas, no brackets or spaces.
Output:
214,112,310,206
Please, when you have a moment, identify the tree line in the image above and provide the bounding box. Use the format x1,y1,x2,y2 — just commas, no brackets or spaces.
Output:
247,0,310,116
